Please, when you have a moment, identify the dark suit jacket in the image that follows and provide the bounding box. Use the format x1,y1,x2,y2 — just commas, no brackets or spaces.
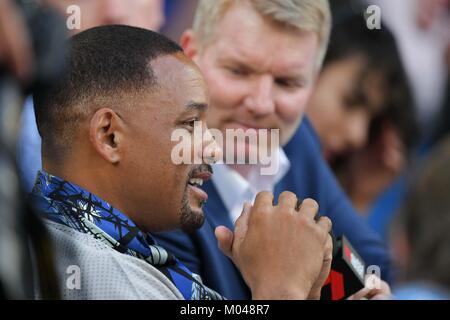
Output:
155,118,392,299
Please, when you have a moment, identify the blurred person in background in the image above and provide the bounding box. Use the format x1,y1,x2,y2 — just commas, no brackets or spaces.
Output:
390,135,450,300
430,88,450,146
0,0,33,83
18,0,166,193
161,0,198,42
369,0,449,136
308,12,419,241
0,0,35,299
45,0,165,31
1,0,73,299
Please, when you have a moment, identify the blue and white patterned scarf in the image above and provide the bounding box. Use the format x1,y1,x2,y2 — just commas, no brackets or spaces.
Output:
29,170,224,300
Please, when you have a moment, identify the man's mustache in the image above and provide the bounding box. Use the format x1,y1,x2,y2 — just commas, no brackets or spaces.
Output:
188,164,213,179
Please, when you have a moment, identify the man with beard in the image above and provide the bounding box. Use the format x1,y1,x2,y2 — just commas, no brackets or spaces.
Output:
30,25,333,299
154,0,392,299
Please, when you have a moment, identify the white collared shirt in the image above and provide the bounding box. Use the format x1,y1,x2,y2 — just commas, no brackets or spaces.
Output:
211,148,291,224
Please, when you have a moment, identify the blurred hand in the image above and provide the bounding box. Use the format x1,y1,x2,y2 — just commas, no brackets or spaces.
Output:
379,123,406,174
345,122,406,213
347,277,391,300
0,0,33,83
215,191,333,300
417,0,449,29
416,0,450,70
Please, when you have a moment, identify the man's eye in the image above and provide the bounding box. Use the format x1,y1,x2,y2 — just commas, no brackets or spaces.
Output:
276,79,303,89
183,118,199,129
228,67,248,77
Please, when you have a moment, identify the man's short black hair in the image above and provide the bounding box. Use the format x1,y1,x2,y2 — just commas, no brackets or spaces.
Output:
34,25,182,158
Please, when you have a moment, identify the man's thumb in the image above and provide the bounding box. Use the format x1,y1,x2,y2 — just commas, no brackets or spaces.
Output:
215,226,234,259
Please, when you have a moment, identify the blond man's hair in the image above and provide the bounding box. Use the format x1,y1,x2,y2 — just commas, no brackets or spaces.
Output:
192,0,332,71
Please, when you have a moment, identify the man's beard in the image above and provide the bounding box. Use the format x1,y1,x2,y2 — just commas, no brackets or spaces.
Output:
179,184,206,233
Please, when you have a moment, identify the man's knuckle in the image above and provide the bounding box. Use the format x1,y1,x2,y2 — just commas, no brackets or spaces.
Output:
302,198,319,211
280,190,296,199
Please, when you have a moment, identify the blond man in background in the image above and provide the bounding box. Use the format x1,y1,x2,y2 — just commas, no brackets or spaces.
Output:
155,0,392,300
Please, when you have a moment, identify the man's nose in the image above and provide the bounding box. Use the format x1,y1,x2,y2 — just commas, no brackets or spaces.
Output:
199,126,222,164
244,75,275,117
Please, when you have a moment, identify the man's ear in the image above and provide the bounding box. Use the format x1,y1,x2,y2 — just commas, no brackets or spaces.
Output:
89,108,124,164
180,29,199,60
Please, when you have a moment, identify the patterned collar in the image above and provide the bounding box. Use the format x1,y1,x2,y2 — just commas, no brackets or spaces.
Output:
30,170,224,300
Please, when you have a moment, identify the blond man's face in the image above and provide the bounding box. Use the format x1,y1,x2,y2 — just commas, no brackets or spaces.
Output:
187,2,319,148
